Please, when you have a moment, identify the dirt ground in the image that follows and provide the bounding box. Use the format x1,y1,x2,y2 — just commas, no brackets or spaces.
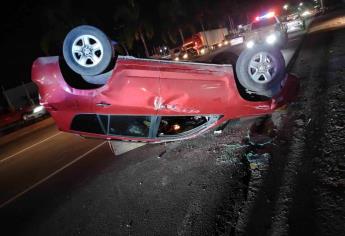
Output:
233,12,345,236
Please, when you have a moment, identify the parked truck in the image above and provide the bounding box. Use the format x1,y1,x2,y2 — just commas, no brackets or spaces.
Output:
181,28,229,58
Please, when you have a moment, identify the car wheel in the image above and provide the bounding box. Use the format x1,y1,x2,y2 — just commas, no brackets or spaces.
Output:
63,25,113,76
236,44,286,97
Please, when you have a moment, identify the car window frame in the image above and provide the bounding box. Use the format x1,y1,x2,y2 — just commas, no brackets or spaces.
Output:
72,114,221,140
106,115,155,138
153,115,221,140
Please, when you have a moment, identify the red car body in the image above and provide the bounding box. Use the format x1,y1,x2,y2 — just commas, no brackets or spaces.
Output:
0,111,22,129
32,56,298,143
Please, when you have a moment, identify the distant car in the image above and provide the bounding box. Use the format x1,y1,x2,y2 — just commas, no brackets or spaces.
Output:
173,46,200,61
284,13,306,33
22,105,47,121
226,33,244,46
243,12,288,49
32,25,298,143
299,3,321,18
170,47,182,61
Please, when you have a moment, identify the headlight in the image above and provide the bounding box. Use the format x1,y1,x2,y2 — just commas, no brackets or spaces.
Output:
266,34,277,44
33,105,44,113
246,41,255,48
218,42,223,47
174,57,179,61
200,48,206,55
182,53,188,59
302,11,311,17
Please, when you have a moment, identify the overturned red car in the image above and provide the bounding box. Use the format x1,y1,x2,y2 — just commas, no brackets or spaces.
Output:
32,25,298,143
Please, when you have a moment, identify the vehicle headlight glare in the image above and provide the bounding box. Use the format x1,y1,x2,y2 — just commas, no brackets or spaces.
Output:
200,48,206,55
183,53,188,59
33,105,44,113
246,41,255,48
266,34,277,44
302,11,311,16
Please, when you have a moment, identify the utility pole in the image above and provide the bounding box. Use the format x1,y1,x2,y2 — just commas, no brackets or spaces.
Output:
178,28,185,45
320,0,325,12
228,15,233,31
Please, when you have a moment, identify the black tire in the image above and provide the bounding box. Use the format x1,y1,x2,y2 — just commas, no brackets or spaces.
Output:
236,44,286,97
63,25,113,76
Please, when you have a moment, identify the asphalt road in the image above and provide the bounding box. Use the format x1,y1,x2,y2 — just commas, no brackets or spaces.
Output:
1,116,252,235
0,21,309,235
0,119,105,207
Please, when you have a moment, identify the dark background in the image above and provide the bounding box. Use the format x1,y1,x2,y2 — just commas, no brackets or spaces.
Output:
0,0,336,89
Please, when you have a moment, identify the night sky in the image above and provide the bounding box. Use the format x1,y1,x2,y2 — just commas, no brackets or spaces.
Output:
1,0,311,89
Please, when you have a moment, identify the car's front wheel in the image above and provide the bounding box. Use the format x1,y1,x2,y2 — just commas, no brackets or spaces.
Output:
63,25,113,76
236,44,286,97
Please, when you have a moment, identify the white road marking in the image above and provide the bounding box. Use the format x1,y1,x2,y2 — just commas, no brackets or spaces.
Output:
0,132,62,164
0,141,106,208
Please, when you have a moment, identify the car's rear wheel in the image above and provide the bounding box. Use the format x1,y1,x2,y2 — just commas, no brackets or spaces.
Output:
236,44,286,97
63,25,113,76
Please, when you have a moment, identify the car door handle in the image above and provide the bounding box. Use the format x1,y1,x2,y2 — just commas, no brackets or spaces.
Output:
96,102,111,107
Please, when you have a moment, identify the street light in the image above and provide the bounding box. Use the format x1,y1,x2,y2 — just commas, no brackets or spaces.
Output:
299,2,304,6
283,4,289,10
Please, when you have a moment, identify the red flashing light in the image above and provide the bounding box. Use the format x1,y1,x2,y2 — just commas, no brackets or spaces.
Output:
255,11,275,22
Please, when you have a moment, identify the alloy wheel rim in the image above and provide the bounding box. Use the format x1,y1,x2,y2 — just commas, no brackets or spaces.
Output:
71,34,104,67
248,52,277,84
